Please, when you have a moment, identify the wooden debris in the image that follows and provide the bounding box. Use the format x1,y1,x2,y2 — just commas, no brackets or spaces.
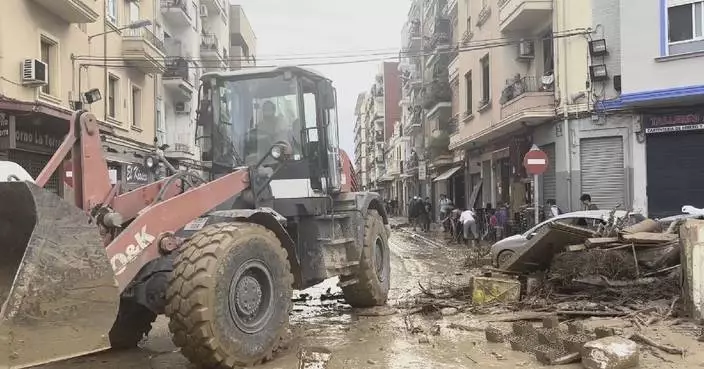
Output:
621,232,678,244
585,237,620,248
550,352,581,365
628,332,684,355
622,219,661,234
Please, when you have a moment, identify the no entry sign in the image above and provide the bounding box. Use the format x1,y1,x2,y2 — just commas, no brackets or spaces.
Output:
523,145,549,175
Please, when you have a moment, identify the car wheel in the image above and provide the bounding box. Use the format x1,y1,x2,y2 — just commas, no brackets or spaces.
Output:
497,250,515,269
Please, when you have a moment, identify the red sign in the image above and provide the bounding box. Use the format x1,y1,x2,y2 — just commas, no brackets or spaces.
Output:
523,145,548,175
64,161,73,187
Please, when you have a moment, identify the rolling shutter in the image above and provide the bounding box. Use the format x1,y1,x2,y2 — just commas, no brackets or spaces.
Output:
580,137,625,210
8,151,61,196
647,131,704,218
540,143,556,204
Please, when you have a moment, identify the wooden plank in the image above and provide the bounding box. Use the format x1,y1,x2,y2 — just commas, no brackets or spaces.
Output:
621,232,677,244
585,237,619,248
622,219,662,234
566,244,586,252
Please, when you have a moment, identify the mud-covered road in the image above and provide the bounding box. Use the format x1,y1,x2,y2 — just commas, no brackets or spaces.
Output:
38,226,704,369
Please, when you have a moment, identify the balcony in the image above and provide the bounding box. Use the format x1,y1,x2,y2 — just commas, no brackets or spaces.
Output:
202,0,226,18
122,28,167,74
374,131,384,142
404,105,423,131
423,80,452,116
200,34,227,69
31,0,99,23
164,58,196,100
161,0,192,28
426,17,452,52
403,19,422,51
499,0,553,33
500,75,556,125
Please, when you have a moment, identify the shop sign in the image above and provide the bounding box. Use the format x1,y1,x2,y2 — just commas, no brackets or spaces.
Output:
418,160,427,180
0,113,64,153
642,110,704,134
125,163,149,184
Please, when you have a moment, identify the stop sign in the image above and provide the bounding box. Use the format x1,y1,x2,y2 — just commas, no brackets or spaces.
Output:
523,145,548,175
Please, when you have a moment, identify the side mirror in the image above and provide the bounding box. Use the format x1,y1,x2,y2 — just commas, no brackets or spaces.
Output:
317,81,335,110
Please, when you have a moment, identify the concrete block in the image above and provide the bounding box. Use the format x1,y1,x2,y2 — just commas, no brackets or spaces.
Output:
582,337,638,369
679,219,704,319
567,321,585,334
471,276,521,305
564,334,590,354
534,344,567,365
485,325,506,343
512,321,535,336
536,327,560,345
542,315,560,329
594,327,616,338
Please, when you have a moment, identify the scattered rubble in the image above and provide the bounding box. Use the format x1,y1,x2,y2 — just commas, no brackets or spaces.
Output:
582,337,639,369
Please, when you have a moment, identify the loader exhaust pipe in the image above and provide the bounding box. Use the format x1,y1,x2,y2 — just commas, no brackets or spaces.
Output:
0,182,119,368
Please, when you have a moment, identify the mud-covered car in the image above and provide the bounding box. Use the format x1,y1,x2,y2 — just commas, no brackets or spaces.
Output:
490,210,645,268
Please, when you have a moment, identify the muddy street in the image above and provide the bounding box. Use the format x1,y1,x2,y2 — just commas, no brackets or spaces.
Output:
37,226,704,369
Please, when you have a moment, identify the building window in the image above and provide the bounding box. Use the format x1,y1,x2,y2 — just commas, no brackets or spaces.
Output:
39,37,57,96
128,0,140,23
131,85,142,128
108,74,119,119
106,0,117,24
480,55,490,104
464,71,473,113
668,1,704,43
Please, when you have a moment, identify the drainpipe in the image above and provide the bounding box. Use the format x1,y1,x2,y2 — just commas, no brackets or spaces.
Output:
558,0,572,212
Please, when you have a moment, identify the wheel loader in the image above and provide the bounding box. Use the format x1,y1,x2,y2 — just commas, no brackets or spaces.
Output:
0,66,391,368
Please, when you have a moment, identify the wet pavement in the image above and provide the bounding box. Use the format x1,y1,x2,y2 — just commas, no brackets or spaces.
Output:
37,225,704,369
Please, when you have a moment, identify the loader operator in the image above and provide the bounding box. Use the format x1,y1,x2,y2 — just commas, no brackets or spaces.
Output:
249,100,300,163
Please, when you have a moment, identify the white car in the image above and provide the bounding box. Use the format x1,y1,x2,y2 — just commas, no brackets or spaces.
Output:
490,210,645,268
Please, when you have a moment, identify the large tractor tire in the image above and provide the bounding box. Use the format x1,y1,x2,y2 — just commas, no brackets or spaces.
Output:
109,298,157,349
165,222,293,368
341,209,391,307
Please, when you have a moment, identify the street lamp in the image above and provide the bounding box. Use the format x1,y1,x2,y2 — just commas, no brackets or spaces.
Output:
88,19,153,41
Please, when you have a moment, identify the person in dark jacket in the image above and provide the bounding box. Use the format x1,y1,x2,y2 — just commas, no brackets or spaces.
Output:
409,196,419,231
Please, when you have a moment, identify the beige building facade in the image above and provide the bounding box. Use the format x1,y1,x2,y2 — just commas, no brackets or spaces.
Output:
449,0,639,219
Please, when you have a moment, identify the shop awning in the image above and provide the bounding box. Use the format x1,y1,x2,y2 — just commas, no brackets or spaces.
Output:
433,166,463,182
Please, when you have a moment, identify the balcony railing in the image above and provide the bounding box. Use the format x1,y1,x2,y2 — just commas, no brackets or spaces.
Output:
161,0,189,14
500,75,554,105
126,28,166,53
164,58,190,80
201,33,221,54
375,131,384,142
422,80,452,110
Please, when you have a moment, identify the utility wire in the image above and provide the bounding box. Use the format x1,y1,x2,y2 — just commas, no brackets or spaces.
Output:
73,29,591,64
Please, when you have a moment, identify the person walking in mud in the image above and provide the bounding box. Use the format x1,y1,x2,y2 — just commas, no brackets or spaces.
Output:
459,208,479,246
409,196,420,231
421,197,432,232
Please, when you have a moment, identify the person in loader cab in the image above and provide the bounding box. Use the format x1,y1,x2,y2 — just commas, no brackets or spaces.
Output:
249,100,299,163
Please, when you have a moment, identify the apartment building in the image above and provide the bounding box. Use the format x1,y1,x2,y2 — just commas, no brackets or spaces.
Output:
159,1,256,173
605,0,704,218
353,92,368,187
0,0,163,193
446,0,639,217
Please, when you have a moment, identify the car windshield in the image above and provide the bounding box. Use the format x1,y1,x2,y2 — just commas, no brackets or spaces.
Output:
210,74,303,168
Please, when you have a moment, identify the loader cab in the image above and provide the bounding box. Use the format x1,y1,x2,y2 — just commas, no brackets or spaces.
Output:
196,67,342,198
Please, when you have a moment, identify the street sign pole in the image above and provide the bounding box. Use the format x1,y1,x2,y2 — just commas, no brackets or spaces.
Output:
534,173,539,225
523,144,549,226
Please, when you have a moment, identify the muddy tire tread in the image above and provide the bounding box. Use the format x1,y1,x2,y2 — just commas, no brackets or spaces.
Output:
165,222,293,369
341,209,389,307
109,299,157,349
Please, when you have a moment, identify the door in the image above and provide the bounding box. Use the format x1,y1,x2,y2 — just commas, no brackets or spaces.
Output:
647,131,704,218
325,89,342,192
540,143,557,205
580,136,625,210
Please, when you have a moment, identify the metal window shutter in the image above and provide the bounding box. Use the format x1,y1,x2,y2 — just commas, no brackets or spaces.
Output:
8,151,61,195
540,143,556,203
646,131,704,218
579,137,625,210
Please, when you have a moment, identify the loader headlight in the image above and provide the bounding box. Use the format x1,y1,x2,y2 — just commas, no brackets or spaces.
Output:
270,145,283,160
145,156,156,169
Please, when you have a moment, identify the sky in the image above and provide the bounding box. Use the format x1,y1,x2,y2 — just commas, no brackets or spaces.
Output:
232,0,410,160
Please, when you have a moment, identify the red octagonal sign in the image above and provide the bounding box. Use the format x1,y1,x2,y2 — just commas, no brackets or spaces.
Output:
523,145,549,175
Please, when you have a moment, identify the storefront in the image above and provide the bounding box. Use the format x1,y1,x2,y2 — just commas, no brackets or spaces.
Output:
644,107,704,218
0,111,67,195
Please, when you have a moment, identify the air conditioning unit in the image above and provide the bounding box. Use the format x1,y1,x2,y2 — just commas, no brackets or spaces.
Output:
21,59,48,86
518,40,535,59
175,101,191,114
200,4,208,17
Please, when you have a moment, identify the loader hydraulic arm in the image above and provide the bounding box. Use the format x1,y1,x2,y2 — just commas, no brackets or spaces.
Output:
34,110,251,291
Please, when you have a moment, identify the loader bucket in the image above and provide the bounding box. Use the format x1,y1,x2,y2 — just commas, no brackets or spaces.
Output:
0,182,120,368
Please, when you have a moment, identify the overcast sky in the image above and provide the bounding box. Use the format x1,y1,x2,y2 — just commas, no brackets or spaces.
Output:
233,0,410,160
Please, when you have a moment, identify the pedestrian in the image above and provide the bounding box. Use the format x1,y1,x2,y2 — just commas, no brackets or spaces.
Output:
422,197,432,232
459,208,479,246
546,199,563,218
580,194,598,210
409,196,419,231
439,194,453,231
